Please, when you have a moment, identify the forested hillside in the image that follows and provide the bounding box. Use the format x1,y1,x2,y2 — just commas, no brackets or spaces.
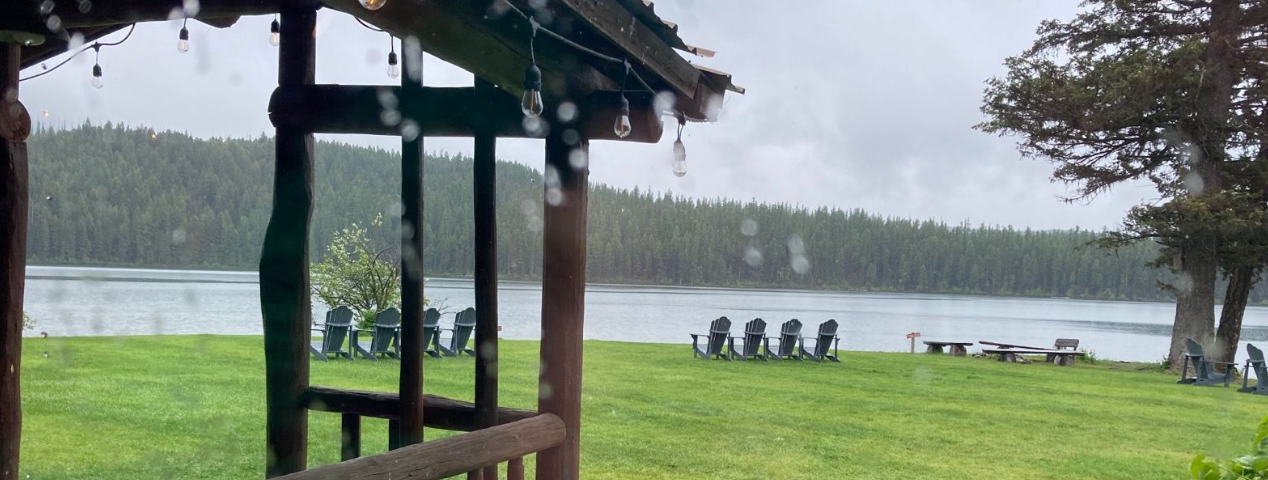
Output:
26,123,1180,301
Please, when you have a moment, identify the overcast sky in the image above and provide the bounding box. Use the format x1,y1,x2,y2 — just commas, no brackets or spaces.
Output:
17,0,1159,230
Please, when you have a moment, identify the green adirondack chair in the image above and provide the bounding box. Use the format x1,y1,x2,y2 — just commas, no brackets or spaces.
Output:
437,307,477,357
728,318,767,361
764,319,802,360
799,319,841,362
310,306,355,361
355,307,401,360
1239,343,1268,395
1178,338,1230,387
689,317,731,360
423,307,441,358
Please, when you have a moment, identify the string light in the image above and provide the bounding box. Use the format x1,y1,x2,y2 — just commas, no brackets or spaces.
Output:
19,24,135,83
386,36,399,79
91,44,103,89
672,114,687,177
521,18,544,118
269,16,280,47
177,18,190,53
613,59,632,138
359,0,387,11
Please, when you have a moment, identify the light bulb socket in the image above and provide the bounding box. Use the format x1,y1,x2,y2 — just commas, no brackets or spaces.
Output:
179,27,189,41
92,64,102,78
618,95,630,116
388,50,398,66
270,19,280,34
524,64,542,91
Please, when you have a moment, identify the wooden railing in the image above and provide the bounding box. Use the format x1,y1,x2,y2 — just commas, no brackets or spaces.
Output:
272,413,564,480
300,386,543,479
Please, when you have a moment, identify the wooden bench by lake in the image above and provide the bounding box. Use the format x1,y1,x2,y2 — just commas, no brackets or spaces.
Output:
981,347,1085,366
923,341,974,356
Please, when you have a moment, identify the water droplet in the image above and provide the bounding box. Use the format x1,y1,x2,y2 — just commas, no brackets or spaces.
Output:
401,119,420,141
170,228,187,245
786,234,805,255
568,148,588,170
45,15,61,32
545,188,564,206
387,201,403,216
743,246,763,267
377,88,399,109
182,0,200,16
538,381,553,400
556,101,578,122
562,128,580,146
380,109,401,127
653,91,677,113
740,219,758,237
76,0,91,14
523,116,548,137
791,255,810,275
39,0,54,14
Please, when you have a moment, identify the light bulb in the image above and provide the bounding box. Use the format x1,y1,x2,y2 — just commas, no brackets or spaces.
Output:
91,64,103,89
521,64,544,118
672,139,687,177
269,19,280,46
387,51,400,78
358,0,386,10
614,95,632,138
177,26,189,53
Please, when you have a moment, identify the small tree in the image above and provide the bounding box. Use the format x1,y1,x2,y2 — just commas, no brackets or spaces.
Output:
22,312,34,330
311,214,402,329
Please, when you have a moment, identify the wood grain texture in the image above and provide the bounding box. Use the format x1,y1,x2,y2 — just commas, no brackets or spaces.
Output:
260,2,316,476
472,76,500,480
396,47,425,450
301,386,536,430
0,44,28,480
272,414,565,480
537,131,589,480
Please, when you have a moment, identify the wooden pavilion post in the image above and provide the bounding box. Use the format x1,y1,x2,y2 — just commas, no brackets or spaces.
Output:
396,43,425,450
0,43,29,480
470,77,500,480
260,2,316,476
536,130,589,480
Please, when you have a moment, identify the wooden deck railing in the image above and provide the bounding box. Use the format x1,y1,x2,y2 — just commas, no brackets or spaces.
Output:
272,414,564,480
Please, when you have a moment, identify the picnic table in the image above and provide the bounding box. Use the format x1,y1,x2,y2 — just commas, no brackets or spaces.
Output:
980,346,1085,366
923,341,974,356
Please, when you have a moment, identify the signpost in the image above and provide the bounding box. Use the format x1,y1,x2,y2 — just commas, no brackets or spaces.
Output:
906,332,921,353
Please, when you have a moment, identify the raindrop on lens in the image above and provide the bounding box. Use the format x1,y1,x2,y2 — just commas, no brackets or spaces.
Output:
358,0,386,10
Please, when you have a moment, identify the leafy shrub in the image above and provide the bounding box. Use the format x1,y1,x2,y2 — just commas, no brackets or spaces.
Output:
1191,415,1268,479
22,311,34,330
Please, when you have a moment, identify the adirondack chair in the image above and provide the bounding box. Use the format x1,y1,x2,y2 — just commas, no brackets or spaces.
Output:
764,319,802,360
1046,338,1081,363
1240,343,1268,395
728,318,767,361
689,317,731,360
1177,338,1231,387
354,307,401,360
423,308,441,358
799,319,841,362
437,307,477,357
310,306,355,361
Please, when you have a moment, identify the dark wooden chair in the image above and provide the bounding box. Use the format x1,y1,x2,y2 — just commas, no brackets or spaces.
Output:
690,317,731,360
764,319,802,360
1046,338,1080,363
310,306,355,361
423,307,441,358
799,319,841,363
437,307,477,357
354,307,401,360
1240,343,1268,395
1178,338,1231,387
728,318,767,361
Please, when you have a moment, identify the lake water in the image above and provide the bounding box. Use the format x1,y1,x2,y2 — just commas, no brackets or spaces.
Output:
21,266,1268,363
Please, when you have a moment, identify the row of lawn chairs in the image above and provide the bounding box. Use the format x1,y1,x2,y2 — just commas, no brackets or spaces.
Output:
310,306,478,361
691,317,840,362
1178,338,1268,395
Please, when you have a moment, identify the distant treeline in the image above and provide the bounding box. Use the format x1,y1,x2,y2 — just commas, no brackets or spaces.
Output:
26,123,1187,301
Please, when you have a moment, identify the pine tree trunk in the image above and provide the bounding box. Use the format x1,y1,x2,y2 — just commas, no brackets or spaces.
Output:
1215,266,1256,365
1168,240,1218,368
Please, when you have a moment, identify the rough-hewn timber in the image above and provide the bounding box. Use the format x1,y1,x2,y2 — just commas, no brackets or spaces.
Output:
472,76,500,480
300,386,536,430
0,43,29,480
397,42,425,451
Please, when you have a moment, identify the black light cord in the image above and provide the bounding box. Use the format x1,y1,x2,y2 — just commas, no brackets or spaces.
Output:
500,0,654,93
19,23,137,82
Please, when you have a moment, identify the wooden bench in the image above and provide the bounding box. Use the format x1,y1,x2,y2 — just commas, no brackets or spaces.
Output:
923,341,974,357
981,348,1085,366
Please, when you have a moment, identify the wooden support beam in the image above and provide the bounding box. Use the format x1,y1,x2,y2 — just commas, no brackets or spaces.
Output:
300,386,537,430
272,414,566,480
340,414,361,461
396,39,425,452
553,0,699,99
260,2,316,477
536,130,589,480
471,77,500,480
268,85,663,143
508,457,525,480
0,43,30,480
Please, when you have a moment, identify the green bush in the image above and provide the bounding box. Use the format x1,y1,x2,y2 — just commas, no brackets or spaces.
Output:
22,311,34,330
1191,415,1268,479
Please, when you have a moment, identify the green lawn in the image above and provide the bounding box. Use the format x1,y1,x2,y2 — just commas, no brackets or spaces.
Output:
15,336,1265,480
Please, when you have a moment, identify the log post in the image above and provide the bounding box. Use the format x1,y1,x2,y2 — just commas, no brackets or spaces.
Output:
0,43,29,480
536,129,588,480
396,40,425,450
470,77,500,480
341,414,361,461
260,2,316,476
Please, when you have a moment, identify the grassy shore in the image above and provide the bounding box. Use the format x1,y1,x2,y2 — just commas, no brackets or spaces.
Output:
16,336,1265,480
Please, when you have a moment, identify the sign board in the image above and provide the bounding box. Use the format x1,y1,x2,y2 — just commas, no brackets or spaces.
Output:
906,332,921,339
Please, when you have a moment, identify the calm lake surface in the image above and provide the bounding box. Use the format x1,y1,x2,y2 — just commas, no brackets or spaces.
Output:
22,266,1268,362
